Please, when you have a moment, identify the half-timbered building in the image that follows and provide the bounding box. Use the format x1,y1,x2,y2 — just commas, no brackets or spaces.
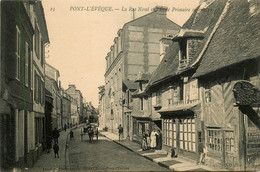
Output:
193,0,260,170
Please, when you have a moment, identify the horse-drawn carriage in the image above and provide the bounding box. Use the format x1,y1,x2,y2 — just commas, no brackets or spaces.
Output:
82,123,98,142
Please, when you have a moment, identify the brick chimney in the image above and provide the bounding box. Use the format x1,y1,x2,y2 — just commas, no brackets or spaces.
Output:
154,6,168,16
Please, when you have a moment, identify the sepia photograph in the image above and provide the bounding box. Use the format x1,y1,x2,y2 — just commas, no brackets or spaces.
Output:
0,0,260,171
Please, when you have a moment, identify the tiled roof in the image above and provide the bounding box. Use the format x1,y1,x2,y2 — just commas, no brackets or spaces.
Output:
147,0,228,89
194,0,260,77
123,80,139,90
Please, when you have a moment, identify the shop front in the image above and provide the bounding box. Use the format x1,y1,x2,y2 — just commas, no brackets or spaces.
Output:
159,103,202,161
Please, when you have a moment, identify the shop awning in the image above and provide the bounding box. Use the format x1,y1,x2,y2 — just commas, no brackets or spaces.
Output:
157,102,200,115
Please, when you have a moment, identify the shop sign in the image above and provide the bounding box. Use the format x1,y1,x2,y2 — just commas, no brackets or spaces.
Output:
190,79,198,100
233,80,260,105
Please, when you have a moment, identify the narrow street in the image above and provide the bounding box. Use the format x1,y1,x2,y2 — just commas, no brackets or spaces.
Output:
30,127,168,171
69,128,168,171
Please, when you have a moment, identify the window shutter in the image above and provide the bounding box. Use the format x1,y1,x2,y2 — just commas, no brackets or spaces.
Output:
34,72,37,101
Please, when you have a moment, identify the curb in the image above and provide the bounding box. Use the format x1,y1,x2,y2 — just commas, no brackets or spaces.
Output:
100,133,171,170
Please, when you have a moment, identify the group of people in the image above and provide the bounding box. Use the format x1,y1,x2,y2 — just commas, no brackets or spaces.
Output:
46,127,75,158
141,128,162,151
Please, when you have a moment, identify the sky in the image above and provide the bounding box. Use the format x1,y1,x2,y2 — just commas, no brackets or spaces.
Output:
42,0,200,107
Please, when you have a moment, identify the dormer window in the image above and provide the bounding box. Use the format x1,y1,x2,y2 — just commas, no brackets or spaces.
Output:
179,39,188,68
173,29,204,69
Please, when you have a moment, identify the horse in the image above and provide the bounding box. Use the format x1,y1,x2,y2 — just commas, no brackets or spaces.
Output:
87,127,94,143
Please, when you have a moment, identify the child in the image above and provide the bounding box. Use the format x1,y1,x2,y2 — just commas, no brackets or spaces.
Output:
53,142,59,158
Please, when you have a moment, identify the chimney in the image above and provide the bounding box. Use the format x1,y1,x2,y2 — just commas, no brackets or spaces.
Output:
154,6,168,16
159,35,173,62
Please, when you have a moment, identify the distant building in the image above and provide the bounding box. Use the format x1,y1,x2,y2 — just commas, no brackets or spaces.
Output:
60,89,71,130
45,63,62,130
66,84,83,123
104,6,180,134
70,98,79,125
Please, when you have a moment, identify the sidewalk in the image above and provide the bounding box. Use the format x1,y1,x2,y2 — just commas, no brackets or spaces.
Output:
100,131,224,171
29,125,81,171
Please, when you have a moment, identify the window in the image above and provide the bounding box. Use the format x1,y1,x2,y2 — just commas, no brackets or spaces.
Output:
224,131,234,153
156,90,162,105
34,72,38,102
179,39,188,68
41,40,44,66
172,86,179,103
205,82,211,103
179,118,196,152
16,26,21,80
25,42,29,86
207,128,222,152
35,23,40,57
30,51,33,89
180,81,184,101
140,98,143,110
41,80,44,104
38,76,41,103
163,119,177,148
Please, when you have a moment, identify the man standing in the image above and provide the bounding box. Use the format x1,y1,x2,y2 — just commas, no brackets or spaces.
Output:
118,124,123,141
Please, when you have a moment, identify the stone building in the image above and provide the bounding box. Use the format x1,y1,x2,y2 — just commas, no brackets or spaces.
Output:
98,85,106,128
45,63,62,130
66,84,83,123
60,88,71,130
104,6,180,134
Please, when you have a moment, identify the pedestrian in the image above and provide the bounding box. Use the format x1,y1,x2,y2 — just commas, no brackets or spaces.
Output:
53,142,59,158
171,148,178,158
150,129,158,149
157,129,162,150
198,146,207,164
146,129,151,149
70,130,74,141
64,124,67,132
141,132,148,151
52,128,60,143
118,124,123,141
46,135,52,153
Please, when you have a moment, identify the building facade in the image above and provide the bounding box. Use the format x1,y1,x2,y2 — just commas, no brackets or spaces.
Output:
70,97,79,126
98,85,106,128
104,6,180,134
0,1,49,169
66,84,83,123
139,0,260,171
45,63,62,130
60,89,71,130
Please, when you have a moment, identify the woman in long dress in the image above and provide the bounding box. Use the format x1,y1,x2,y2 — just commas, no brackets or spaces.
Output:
150,129,158,149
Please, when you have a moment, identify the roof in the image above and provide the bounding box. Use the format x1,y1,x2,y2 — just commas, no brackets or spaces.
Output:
194,0,260,77
123,80,139,90
146,0,229,90
158,102,200,115
135,72,152,83
172,29,205,41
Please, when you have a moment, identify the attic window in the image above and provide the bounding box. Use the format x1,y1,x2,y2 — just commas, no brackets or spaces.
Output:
179,39,188,68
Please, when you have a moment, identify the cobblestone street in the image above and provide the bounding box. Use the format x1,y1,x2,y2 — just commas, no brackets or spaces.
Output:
68,128,168,171
28,127,168,171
